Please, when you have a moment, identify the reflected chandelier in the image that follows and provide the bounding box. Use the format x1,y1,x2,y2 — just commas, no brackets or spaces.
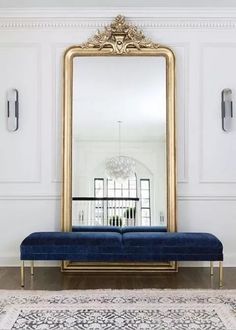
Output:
105,121,135,181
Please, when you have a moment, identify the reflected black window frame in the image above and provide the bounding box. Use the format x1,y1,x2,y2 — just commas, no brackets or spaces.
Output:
140,178,151,225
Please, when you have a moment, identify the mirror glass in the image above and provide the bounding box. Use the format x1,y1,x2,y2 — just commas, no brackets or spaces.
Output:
72,56,167,230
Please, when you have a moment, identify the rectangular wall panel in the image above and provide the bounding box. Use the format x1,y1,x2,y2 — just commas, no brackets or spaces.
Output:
173,44,189,183
200,44,236,183
0,44,41,182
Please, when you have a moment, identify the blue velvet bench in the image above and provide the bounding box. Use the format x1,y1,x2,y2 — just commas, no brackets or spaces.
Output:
20,226,223,287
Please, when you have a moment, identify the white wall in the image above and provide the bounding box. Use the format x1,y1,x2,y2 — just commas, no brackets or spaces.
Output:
0,7,236,266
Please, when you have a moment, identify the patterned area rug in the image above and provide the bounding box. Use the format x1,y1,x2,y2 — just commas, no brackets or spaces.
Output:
0,290,235,329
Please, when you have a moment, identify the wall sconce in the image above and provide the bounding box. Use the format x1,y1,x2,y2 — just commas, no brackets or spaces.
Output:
221,88,233,132
7,89,19,132
159,211,165,224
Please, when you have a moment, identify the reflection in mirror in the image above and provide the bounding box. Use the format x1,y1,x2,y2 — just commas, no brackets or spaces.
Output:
72,56,167,230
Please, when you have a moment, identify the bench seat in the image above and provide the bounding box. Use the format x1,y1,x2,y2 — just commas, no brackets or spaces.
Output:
21,229,223,262
20,227,223,286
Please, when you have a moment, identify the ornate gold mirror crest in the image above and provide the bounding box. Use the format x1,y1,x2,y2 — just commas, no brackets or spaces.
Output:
82,15,159,54
62,15,177,272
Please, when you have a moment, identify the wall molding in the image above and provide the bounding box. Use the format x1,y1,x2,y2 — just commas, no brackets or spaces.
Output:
0,195,61,200
174,43,189,183
51,43,73,184
178,195,236,201
181,44,189,183
0,15,236,30
1,194,236,201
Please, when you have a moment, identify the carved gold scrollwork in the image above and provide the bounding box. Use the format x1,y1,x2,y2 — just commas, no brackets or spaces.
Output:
82,15,160,54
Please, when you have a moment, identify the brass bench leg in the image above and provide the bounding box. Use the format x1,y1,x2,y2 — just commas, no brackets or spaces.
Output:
21,261,25,287
219,261,223,287
31,261,34,276
210,261,214,276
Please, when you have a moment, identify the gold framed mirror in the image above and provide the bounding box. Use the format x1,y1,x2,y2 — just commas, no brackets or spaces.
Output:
62,15,176,272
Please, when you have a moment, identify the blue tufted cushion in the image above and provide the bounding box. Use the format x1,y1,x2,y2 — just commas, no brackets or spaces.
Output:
122,232,223,261
21,232,123,260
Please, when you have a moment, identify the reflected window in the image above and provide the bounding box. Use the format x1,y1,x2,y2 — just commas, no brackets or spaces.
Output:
94,177,151,226
107,177,137,198
140,179,151,225
107,177,137,225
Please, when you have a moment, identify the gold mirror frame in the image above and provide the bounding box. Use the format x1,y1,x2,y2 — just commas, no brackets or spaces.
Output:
62,16,177,272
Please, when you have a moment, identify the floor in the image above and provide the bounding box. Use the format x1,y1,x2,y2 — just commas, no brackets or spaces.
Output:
0,267,236,290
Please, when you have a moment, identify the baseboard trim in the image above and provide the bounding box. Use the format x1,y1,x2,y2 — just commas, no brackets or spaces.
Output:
0,258,235,267
0,257,60,267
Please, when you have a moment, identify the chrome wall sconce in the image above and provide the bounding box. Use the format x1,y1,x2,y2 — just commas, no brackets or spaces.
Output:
221,88,233,132
7,88,19,132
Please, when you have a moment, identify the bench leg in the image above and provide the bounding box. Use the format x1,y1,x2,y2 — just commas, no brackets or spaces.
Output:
21,261,25,287
219,261,223,287
30,261,34,276
210,261,214,276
